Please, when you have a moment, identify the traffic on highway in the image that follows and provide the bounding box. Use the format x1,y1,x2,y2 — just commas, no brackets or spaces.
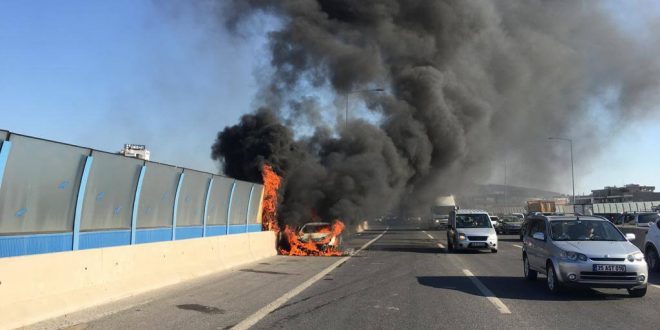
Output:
7,1,660,329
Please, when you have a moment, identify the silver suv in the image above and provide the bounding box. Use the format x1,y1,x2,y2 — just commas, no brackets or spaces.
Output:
522,215,648,297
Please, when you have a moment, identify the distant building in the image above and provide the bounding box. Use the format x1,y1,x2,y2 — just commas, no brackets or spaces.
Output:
591,184,660,203
458,184,560,210
119,144,150,161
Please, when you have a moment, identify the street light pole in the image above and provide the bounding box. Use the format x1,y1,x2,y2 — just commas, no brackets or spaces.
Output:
549,137,575,207
344,88,385,129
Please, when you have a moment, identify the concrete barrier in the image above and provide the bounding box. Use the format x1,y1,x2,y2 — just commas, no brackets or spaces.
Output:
0,231,276,329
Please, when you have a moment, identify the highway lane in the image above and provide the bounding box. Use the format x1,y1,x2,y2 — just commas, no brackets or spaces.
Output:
33,225,660,329
30,231,382,330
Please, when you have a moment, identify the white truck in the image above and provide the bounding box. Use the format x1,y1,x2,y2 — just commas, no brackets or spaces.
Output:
428,195,456,230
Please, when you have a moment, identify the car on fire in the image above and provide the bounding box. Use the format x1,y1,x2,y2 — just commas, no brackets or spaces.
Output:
447,209,498,253
522,214,648,296
297,222,342,251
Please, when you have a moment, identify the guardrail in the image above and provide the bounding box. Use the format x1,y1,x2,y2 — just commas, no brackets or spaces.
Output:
0,130,264,258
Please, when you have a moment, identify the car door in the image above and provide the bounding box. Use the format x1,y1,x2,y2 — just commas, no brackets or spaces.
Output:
532,220,550,270
525,219,540,268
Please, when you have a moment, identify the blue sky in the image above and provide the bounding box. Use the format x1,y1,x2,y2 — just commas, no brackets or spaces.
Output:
1,0,659,195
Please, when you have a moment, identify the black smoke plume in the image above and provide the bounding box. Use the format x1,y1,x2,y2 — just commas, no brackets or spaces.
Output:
211,1,660,226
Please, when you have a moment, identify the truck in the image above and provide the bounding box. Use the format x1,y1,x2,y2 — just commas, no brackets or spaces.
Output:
428,195,457,229
526,200,556,214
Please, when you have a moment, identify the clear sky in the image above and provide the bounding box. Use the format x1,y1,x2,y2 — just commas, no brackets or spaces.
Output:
1,0,659,196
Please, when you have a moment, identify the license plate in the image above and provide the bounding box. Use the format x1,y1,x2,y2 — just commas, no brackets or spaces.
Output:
470,242,487,248
593,264,626,272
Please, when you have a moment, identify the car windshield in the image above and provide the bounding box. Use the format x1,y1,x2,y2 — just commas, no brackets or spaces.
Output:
637,213,659,223
301,224,331,233
456,214,492,228
550,220,625,241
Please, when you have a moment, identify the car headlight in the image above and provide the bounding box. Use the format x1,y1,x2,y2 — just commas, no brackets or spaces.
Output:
560,251,587,262
628,252,644,262
458,233,466,240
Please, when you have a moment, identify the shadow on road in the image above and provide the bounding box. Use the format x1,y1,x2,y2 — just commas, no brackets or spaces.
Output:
497,237,522,242
417,276,639,301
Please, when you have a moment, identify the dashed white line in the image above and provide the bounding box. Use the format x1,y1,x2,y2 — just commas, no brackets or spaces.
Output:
423,230,444,248
512,244,522,248
231,227,389,330
462,269,511,314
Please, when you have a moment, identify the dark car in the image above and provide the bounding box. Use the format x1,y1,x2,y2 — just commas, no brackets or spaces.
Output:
497,216,523,235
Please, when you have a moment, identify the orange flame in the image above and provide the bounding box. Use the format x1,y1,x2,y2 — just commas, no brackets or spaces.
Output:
278,220,345,257
261,164,281,232
260,164,345,256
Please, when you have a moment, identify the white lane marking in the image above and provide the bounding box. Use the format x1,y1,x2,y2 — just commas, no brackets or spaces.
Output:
462,269,511,314
512,244,522,248
231,227,389,330
423,230,444,248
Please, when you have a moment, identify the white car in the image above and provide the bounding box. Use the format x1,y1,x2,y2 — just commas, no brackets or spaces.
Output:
447,209,498,253
298,222,341,250
643,218,660,271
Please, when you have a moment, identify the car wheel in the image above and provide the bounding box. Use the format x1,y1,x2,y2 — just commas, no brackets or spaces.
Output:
523,255,537,280
491,248,498,253
628,285,647,297
645,246,659,272
546,262,561,294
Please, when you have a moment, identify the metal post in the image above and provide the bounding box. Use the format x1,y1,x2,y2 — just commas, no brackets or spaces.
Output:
130,165,147,244
203,178,214,237
504,158,507,208
569,139,575,207
549,137,576,212
226,180,236,235
172,172,185,240
245,184,255,233
0,140,12,192
343,88,384,130
73,155,94,250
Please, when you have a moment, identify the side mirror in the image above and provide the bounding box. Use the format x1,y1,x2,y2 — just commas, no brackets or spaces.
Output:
532,232,545,241
625,233,636,241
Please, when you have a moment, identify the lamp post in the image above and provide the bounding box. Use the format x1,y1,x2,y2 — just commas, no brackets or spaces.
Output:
344,88,384,129
549,137,575,207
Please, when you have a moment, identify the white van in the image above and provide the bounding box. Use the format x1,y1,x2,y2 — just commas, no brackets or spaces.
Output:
447,209,498,253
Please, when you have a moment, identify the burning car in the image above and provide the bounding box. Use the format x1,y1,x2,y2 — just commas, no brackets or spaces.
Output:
298,222,342,251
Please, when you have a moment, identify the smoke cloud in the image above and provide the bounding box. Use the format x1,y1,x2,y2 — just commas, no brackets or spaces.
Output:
211,0,660,226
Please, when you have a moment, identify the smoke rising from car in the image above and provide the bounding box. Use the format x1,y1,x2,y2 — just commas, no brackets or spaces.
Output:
210,1,660,227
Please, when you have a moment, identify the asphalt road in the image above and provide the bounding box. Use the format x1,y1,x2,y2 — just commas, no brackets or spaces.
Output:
34,224,660,330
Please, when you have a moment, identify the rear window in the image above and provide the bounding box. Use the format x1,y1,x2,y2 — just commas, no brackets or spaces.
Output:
638,214,659,224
